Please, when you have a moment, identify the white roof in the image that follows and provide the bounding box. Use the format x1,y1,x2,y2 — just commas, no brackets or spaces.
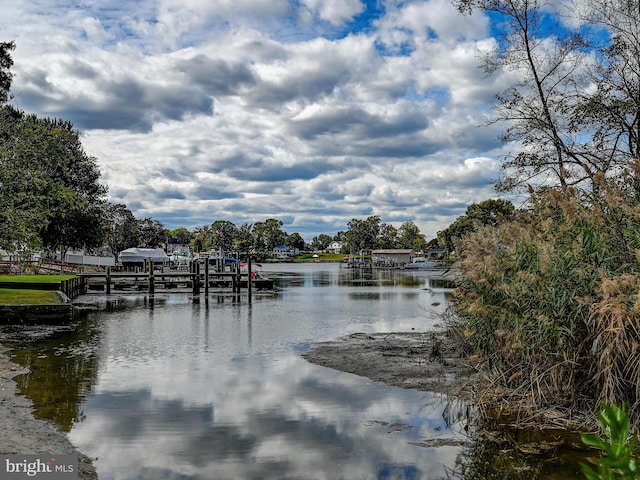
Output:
118,248,169,262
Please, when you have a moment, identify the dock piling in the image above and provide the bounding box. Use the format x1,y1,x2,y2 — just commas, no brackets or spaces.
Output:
148,261,155,295
247,256,252,303
204,259,209,300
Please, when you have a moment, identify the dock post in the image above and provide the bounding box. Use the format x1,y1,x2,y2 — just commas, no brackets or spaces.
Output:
193,260,200,296
148,260,155,295
204,258,209,298
106,266,111,294
190,261,195,299
247,256,252,303
231,269,236,294
190,260,194,295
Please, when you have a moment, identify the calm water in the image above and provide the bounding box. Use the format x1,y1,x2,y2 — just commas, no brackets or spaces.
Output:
4,263,586,479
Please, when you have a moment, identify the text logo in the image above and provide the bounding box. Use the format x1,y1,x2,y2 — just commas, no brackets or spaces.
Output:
0,456,76,480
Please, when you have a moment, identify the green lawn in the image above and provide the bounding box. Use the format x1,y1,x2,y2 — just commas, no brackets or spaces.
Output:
295,253,346,261
0,288,62,304
0,274,74,305
1,274,75,283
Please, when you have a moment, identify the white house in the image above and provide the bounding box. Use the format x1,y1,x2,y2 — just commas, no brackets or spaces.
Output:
326,241,344,254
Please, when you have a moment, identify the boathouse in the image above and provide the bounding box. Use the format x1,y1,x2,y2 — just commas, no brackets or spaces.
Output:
371,249,414,267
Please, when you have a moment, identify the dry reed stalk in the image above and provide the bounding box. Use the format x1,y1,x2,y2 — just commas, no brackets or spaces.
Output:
451,180,640,430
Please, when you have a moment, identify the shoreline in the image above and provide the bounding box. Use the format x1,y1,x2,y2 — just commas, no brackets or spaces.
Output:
302,331,476,400
303,331,475,398
0,347,97,479
303,330,596,434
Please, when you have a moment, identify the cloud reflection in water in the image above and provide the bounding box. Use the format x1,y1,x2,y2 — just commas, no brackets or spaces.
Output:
68,267,462,479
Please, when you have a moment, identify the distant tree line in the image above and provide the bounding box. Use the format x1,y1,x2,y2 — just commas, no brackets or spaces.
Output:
185,218,304,254
180,216,430,256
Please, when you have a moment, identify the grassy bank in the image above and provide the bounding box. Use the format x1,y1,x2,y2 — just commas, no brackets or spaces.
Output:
0,275,75,283
0,275,75,305
0,289,62,305
295,253,350,262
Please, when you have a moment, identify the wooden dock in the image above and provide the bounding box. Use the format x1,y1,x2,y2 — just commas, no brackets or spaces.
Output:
76,259,274,301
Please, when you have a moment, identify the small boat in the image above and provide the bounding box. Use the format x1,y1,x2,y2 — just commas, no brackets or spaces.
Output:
169,252,192,268
207,255,240,266
118,248,170,268
239,263,274,290
405,257,438,269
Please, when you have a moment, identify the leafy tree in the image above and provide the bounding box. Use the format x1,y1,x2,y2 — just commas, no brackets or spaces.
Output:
346,215,381,252
191,225,211,253
0,106,46,249
252,218,286,251
455,0,638,193
333,231,347,242
0,40,15,104
285,232,305,251
103,204,139,254
377,222,398,249
465,198,515,227
0,48,108,252
167,227,192,245
397,220,427,251
137,218,166,248
41,202,107,255
0,107,107,253
438,199,515,252
35,118,108,253
571,0,640,168
234,223,253,253
312,233,333,250
0,44,16,246
210,220,238,252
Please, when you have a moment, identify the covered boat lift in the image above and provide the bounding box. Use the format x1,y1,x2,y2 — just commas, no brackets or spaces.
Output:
118,248,170,268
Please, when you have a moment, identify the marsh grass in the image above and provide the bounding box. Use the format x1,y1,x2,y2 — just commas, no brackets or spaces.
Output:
452,177,640,428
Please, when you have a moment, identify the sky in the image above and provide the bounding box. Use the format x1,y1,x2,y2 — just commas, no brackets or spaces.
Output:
0,0,521,242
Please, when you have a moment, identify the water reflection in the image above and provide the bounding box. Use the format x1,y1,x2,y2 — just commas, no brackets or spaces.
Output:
269,265,444,290
450,425,588,479
70,348,465,480
7,264,472,479
6,319,102,432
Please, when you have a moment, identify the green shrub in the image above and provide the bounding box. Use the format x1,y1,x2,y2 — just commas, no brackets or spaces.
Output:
581,404,640,479
452,177,640,420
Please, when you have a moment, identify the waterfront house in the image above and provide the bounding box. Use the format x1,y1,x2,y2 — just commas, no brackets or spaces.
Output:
326,241,344,254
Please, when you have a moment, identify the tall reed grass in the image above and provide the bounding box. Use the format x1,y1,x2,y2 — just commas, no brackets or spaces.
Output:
452,175,640,426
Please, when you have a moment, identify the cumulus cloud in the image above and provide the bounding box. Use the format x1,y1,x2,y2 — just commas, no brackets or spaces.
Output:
301,0,366,26
0,0,512,240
